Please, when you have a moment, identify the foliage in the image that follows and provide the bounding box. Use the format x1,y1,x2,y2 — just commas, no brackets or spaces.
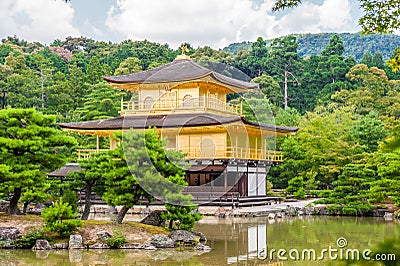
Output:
224,33,400,63
0,108,76,214
106,230,128,248
286,176,305,199
13,229,51,249
387,47,400,73
42,199,82,237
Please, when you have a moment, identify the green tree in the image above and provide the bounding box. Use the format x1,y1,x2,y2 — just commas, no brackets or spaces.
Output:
321,163,376,215
85,56,104,85
68,153,106,220
351,111,387,153
387,47,400,73
0,108,76,214
243,37,269,77
74,83,128,120
252,74,282,107
42,198,83,237
114,57,142,75
286,176,306,199
268,36,302,110
360,51,373,67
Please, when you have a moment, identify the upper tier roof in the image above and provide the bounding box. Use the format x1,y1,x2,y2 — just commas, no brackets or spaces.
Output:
103,59,258,92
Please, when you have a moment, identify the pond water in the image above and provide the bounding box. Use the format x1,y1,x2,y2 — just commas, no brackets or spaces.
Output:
0,216,398,265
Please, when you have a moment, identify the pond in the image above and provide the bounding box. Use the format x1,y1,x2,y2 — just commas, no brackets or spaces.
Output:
0,216,398,265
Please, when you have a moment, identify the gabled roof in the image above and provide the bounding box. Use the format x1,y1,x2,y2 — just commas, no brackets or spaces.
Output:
103,59,258,91
47,163,84,177
58,113,298,134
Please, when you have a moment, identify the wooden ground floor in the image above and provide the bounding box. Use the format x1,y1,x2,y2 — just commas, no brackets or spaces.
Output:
182,159,280,206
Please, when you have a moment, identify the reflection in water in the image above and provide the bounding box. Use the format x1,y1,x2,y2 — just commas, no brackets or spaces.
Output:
0,216,398,265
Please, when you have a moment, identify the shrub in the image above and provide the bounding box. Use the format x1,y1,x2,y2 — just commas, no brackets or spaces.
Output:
42,199,82,237
106,230,127,248
13,229,51,249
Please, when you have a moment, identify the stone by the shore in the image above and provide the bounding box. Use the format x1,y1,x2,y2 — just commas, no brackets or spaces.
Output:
0,201,10,213
0,227,21,240
32,239,52,250
145,234,174,248
52,242,69,249
168,230,198,245
141,210,167,226
144,245,157,250
88,243,111,249
69,234,83,249
192,231,207,243
120,243,143,249
0,226,20,248
194,243,212,251
96,230,112,243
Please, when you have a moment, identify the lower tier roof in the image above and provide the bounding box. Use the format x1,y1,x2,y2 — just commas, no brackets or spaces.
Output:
58,113,298,134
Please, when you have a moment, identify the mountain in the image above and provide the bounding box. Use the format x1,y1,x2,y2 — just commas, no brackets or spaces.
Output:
222,33,400,61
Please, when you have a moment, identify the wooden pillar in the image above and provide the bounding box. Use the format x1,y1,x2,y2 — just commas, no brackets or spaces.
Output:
224,170,227,192
188,135,191,157
96,135,100,152
255,136,258,160
245,132,249,159
262,137,266,160
235,126,238,158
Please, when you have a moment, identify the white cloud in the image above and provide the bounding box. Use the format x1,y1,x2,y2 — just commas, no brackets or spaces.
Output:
0,0,80,44
106,0,358,49
106,0,277,49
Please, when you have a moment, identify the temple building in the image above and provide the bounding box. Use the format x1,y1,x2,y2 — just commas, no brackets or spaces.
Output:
59,52,298,204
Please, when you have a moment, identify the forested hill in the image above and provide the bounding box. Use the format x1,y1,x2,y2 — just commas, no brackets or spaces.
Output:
223,32,400,61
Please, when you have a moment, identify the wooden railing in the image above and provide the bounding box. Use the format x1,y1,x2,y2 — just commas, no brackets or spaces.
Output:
77,149,109,160
177,146,283,162
77,147,283,162
120,96,242,115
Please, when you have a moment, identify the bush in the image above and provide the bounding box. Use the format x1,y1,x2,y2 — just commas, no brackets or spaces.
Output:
42,199,82,237
106,236,128,248
13,229,51,249
106,230,127,248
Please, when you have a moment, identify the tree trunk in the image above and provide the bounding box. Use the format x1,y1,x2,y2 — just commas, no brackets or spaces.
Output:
9,187,22,215
81,184,92,220
116,205,129,224
284,70,288,110
22,200,32,214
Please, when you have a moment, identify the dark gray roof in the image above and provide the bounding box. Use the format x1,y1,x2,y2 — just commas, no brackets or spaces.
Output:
58,113,298,133
47,163,84,177
103,59,258,90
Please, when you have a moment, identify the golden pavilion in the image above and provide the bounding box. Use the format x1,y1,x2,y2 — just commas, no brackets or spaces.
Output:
59,53,298,204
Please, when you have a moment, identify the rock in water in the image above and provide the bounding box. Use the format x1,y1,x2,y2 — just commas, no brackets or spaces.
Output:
192,231,207,243
144,234,174,248
52,242,69,249
141,210,167,226
168,230,198,245
32,239,52,250
194,243,212,251
69,234,83,249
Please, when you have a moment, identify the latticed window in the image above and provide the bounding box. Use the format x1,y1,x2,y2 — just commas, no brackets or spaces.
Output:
183,94,193,107
143,96,154,109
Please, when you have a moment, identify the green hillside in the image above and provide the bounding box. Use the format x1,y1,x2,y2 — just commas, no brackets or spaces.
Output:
223,32,400,61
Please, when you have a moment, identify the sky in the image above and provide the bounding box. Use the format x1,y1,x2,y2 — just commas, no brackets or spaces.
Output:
0,0,363,49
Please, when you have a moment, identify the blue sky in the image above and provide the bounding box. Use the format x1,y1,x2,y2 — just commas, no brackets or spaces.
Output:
0,0,364,49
